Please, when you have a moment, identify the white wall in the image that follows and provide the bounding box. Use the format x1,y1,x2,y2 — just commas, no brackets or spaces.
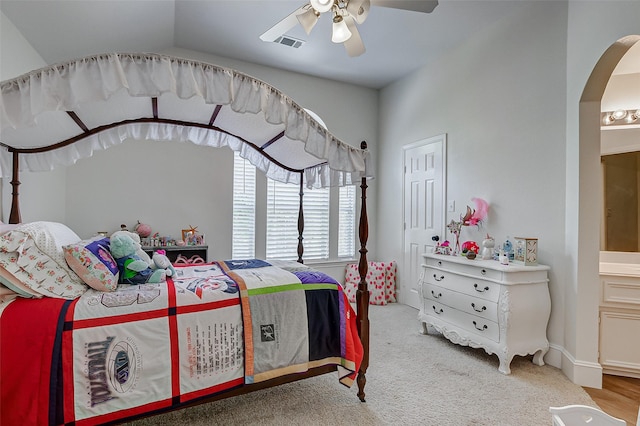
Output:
0,11,45,79
0,11,66,224
602,72,640,111
65,139,234,256
378,0,640,387
379,0,568,356
565,1,640,386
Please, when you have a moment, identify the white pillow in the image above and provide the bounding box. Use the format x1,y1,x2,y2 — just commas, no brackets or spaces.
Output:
15,221,80,267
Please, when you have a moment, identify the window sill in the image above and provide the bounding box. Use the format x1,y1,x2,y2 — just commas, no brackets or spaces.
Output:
303,259,358,268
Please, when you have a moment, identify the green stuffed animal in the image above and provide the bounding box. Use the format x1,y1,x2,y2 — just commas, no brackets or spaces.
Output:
152,250,177,278
111,230,153,265
110,233,166,284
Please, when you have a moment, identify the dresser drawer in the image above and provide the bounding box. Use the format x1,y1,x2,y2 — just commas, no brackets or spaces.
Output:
423,282,498,321
424,267,500,303
425,256,502,281
426,300,500,342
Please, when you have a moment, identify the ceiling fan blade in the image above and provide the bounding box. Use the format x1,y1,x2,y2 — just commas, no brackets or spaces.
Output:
370,0,438,14
259,5,308,42
346,0,371,24
343,16,365,57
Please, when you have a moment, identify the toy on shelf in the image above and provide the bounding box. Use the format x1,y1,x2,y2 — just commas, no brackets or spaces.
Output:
481,234,495,260
134,220,152,238
181,225,205,246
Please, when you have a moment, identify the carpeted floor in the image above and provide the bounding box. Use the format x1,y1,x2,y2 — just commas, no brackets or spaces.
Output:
127,303,597,425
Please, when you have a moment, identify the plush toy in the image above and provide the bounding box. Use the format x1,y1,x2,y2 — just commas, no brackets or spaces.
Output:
111,230,152,266
134,220,152,238
110,233,166,284
461,240,480,255
152,249,176,278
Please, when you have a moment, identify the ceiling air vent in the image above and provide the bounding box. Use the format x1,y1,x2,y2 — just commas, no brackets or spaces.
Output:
274,35,305,49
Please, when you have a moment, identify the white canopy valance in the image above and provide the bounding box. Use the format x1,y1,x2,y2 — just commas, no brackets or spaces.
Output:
0,53,371,188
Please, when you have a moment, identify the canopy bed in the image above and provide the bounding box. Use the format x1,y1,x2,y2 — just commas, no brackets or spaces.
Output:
0,53,372,425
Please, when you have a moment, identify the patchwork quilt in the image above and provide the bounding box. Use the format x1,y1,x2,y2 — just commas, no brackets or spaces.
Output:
0,261,362,426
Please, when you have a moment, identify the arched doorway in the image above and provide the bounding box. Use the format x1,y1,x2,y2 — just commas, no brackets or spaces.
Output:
578,35,640,386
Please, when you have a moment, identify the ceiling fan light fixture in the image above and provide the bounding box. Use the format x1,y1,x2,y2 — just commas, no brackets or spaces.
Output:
310,0,334,13
331,14,352,43
612,109,628,120
346,0,370,24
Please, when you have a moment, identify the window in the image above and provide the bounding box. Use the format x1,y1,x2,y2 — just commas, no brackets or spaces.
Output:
338,185,356,258
266,180,329,261
232,152,256,259
232,151,357,261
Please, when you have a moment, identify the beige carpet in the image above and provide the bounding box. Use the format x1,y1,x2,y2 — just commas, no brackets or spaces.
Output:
127,303,597,425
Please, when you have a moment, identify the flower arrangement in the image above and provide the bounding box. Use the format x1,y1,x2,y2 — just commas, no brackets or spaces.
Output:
461,197,489,227
446,197,489,254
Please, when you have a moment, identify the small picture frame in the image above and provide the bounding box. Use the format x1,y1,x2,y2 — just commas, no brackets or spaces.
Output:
182,229,193,243
514,237,538,266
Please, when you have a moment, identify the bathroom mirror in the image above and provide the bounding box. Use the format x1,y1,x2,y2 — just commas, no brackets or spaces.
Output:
602,151,640,252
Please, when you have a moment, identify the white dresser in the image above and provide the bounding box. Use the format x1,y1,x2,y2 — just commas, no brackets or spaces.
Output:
418,253,551,374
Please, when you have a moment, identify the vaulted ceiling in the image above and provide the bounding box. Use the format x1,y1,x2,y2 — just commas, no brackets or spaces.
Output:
2,0,531,89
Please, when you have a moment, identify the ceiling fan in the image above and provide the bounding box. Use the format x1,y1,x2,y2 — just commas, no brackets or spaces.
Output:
260,0,439,57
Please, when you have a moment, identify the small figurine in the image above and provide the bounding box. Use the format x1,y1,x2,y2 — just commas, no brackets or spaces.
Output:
481,234,495,260
504,236,514,261
499,248,509,265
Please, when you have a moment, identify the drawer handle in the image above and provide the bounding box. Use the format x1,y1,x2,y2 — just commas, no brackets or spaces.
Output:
473,321,488,331
437,261,442,266
432,305,443,314
481,269,487,275
471,303,486,312
431,290,442,299
474,283,490,292
433,274,445,282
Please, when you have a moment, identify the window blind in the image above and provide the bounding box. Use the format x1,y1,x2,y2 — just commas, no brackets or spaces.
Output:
232,151,356,261
266,180,330,261
338,185,356,258
231,152,256,259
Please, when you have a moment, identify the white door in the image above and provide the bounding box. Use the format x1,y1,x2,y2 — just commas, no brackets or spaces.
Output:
402,135,446,309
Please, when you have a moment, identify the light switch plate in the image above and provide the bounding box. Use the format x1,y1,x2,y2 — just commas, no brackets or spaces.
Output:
448,200,455,212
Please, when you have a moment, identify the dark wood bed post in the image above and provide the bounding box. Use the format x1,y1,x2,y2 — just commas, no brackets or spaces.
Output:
297,175,304,264
9,150,21,224
356,141,370,402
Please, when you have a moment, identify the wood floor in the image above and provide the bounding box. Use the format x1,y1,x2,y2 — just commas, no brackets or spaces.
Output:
583,375,640,425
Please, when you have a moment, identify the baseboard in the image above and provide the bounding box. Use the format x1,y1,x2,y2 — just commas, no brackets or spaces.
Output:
553,343,603,389
545,344,563,369
603,368,640,379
